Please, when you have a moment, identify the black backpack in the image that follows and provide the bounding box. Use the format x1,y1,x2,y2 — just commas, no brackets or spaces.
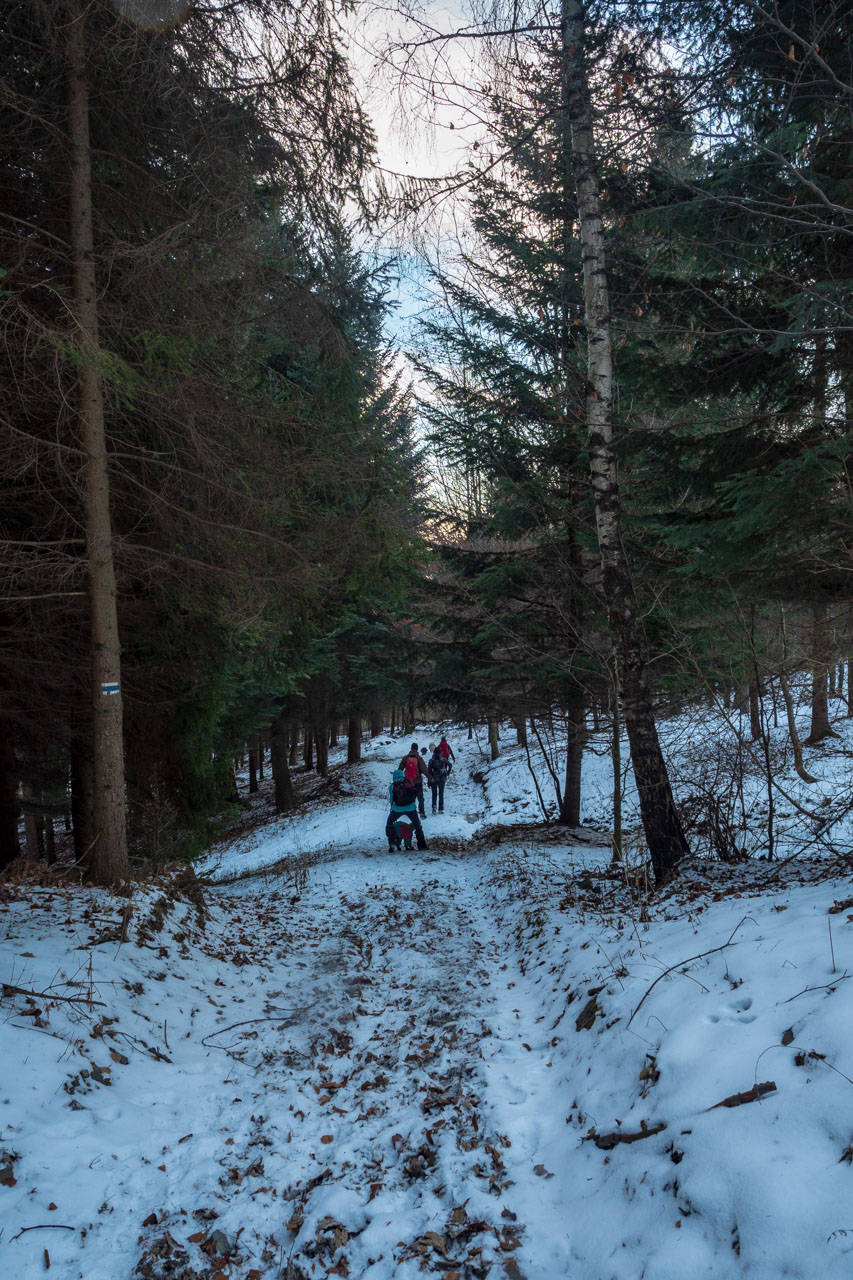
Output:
393,777,416,806
428,755,446,780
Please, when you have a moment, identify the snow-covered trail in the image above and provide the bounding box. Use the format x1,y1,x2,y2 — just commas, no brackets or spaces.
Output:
203,850,574,1280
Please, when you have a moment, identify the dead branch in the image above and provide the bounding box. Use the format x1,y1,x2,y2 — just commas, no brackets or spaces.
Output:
1,983,106,1008
587,1121,667,1149
707,1080,776,1110
626,916,756,1028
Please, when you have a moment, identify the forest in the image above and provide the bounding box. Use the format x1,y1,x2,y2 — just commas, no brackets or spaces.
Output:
1,1,853,1277
1,0,851,886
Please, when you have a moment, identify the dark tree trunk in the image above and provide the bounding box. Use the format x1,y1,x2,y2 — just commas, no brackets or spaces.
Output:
514,714,528,747
559,699,585,826
303,728,314,771
315,716,329,776
67,0,128,885
561,0,688,883
370,708,382,738
468,722,473,740
45,813,56,866
347,716,362,764
806,602,837,743
23,783,43,861
488,717,500,761
70,736,95,864
248,735,259,793
847,658,853,718
257,732,264,780
0,717,19,870
748,681,762,741
270,714,295,813
329,723,337,747
405,700,415,735
289,723,299,766
611,685,623,863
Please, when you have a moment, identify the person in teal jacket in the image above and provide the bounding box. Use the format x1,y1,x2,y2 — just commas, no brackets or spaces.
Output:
386,769,427,851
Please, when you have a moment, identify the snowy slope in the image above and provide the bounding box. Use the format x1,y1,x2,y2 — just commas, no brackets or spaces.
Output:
2,710,853,1279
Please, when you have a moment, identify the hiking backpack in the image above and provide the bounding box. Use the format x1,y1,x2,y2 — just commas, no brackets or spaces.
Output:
403,755,420,783
393,776,417,806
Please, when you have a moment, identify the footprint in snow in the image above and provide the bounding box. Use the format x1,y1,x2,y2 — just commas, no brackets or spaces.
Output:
707,995,756,1024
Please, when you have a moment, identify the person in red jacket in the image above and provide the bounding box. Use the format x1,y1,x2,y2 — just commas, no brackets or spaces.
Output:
399,742,429,817
438,735,455,763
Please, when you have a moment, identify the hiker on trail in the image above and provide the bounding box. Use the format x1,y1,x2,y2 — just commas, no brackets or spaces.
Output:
399,742,428,817
389,813,417,851
386,769,427,852
438,735,455,764
427,745,450,814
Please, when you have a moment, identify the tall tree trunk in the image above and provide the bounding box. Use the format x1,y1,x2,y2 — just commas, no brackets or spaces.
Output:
257,731,264,780
315,716,329,776
70,735,95,864
303,727,314,771
23,783,42,862
289,724,299,767
805,602,837,743
248,734,259,793
45,813,56,866
559,698,585,826
487,717,500,761
847,657,853,718
0,717,19,870
270,714,295,813
561,0,688,882
514,714,528,747
611,683,623,863
748,680,762,741
329,722,338,748
370,708,382,738
67,0,128,884
347,716,362,764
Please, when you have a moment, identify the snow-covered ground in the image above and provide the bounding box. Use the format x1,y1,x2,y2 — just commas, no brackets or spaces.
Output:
2,710,853,1278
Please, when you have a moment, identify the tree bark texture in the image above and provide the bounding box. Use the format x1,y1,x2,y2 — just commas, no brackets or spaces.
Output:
248,735,259,793
488,717,500,761
559,699,585,826
347,716,362,764
315,716,329,776
611,687,622,863
561,0,688,882
270,714,295,812
303,727,314,771
70,735,95,864
67,0,128,884
806,602,836,743
0,718,19,870
748,681,762,741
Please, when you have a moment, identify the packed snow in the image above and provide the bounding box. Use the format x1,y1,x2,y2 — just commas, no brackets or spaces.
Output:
2,708,853,1279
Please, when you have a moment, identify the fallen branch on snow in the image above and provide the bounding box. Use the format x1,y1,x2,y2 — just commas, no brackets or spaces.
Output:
707,1081,776,1110
586,1122,667,1150
626,916,756,1028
